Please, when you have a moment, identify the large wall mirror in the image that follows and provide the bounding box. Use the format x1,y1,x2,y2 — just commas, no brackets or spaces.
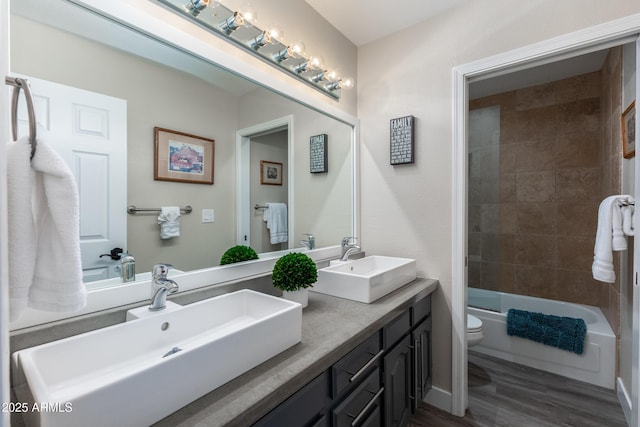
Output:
9,0,356,328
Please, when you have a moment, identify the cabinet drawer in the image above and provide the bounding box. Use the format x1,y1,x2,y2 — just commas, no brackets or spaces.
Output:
332,368,383,427
332,331,383,398
253,371,330,427
383,310,411,349
412,295,431,326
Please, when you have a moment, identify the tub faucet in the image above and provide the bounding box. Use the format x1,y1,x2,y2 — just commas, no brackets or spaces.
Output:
149,263,179,311
340,237,360,261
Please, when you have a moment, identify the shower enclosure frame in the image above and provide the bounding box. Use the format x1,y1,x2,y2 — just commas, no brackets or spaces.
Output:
452,15,640,423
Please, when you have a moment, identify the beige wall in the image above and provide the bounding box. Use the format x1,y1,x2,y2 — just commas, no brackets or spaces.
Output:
11,16,239,272
357,0,640,400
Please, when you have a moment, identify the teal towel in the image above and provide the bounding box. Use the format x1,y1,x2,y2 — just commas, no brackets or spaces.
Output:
507,309,586,355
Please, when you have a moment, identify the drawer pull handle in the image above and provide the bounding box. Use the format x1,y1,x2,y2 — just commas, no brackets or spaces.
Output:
350,387,384,427
349,349,384,383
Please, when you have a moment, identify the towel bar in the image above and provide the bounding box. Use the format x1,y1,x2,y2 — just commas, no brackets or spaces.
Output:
254,204,269,210
127,205,192,215
5,76,37,159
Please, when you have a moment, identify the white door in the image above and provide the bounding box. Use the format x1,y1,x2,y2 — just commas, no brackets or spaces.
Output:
16,75,127,282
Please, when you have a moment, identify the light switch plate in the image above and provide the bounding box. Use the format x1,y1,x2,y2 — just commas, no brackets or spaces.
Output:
202,209,214,223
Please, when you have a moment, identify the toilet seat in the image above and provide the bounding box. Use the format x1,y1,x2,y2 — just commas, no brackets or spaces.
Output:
467,314,484,347
467,314,482,332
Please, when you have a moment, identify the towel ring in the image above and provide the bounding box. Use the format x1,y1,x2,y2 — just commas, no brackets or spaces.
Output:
5,76,37,159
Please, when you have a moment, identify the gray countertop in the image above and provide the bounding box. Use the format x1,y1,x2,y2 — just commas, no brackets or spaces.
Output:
154,277,438,427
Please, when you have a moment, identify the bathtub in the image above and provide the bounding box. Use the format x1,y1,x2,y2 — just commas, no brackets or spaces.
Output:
468,288,616,389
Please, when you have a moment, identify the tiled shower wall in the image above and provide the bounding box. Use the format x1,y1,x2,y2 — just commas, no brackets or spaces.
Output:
469,48,622,331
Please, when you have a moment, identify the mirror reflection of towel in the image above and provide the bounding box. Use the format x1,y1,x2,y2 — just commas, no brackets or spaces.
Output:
263,203,288,244
158,207,181,239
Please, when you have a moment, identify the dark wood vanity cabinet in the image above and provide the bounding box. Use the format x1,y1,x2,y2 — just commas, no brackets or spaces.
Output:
382,295,432,427
253,295,431,427
383,335,412,427
412,315,432,409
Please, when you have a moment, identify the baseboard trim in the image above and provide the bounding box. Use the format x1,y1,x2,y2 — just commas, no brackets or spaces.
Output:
617,377,632,426
424,386,453,414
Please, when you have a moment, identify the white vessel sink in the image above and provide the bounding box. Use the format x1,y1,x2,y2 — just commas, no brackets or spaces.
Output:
312,256,416,303
12,289,302,427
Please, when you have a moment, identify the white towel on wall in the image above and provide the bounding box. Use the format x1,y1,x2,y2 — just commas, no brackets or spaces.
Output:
622,203,635,237
7,138,87,320
7,138,37,321
592,195,634,283
263,203,288,244
158,206,181,239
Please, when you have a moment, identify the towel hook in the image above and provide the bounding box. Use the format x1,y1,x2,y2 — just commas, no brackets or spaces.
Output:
5,76,37,159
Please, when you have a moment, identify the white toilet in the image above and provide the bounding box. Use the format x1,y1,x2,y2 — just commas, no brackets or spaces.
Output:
467,314,484,347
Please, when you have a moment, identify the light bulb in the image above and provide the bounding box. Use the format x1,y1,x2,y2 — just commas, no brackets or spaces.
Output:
265,25,283,42
341,78,354,89
309,56,323,69
289,41,305,57
238,5,257,27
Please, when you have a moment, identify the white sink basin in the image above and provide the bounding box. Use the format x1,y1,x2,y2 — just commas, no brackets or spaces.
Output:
311,256,416,303
12,289,302,427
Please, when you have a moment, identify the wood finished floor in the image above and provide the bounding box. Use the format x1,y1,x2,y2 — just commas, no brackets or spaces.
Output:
409,351,627,427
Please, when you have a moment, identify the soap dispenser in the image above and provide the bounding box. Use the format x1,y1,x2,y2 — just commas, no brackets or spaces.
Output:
121,255,136,283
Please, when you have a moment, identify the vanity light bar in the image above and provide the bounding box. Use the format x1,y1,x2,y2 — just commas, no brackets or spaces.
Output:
157,0,352,99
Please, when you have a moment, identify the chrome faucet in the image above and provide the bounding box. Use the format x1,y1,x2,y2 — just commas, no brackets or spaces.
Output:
340,237,360,261
300,234,315,250
149,264,179,311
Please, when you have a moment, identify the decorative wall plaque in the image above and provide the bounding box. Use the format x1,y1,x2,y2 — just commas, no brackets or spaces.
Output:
390,115,415,165
310,134,328,173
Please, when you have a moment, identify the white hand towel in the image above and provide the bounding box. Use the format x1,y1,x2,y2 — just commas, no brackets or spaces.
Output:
611,200,626,251
592,195,633,283
263,203,288,244
158,207,181,239
7,138,37,320
622,202,635,237
28,139,87,314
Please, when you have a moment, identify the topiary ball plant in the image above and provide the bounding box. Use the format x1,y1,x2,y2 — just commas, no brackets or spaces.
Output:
220,245,259,265
272,252,318,292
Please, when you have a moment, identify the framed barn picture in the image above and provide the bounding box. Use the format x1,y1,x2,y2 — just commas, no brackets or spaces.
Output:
154,127,215,184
